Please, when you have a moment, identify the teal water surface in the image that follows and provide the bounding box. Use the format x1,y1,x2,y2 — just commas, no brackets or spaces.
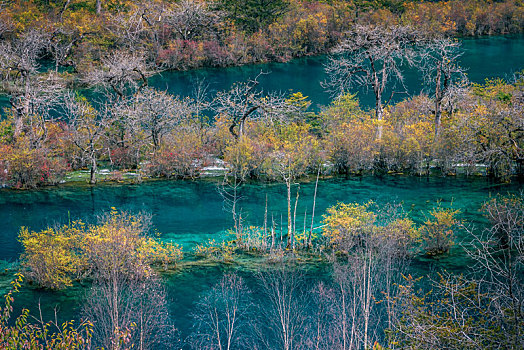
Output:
0,176,522,341
0,36,522,114
0,176,522,343
149,35,524,109
0,35,523,345
0,176,520,261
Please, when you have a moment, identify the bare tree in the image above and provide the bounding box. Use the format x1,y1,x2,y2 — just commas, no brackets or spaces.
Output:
191,78,213,140
463,194,524,348
191,273,252,350
0,3,12,38
263,138,320,249
319,202,414,349
63,92,111,184
323,25,419,139
165,0,220,41
96,0,102,15
308,166,321,248
256,264,309,350
418,36,466,138
0,30,64,137
393,195,523,349
84,51,154,98
128,87,194,151
214,73,304,139
214,73,265,139
84,275,176,350
218,171,245,240
107,2,166,56
48,28,83,72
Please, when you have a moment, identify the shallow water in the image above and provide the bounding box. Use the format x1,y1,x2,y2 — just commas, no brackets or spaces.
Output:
0,176,522,341
1,176,520,261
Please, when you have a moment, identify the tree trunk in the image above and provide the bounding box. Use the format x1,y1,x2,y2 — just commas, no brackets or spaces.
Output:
375,99,383,141
434,63,442,139
286,178,292,249
90,156,97,184
96,0,102,15
292,185,300,250
271,215,275,251
308,166,320,248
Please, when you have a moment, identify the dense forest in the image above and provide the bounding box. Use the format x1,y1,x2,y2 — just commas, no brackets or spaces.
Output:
1,0,523,71
0,0,523,349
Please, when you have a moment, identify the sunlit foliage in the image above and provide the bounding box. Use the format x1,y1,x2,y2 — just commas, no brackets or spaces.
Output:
19,209,183,289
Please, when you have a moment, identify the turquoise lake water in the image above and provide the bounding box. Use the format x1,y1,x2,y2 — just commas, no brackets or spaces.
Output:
149,35,524,109
1,35,523,113
0,176,521,261
0,35,523,345
0,176,522,340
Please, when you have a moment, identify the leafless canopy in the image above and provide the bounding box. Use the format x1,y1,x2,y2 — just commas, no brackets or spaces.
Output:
213,73,265,138
126,87,194,149
0,2,12,38
165,0,221,41
191,273,252,350
418,36,466,94
0,29,47,78
84,50,155,98
84,276,177,350
0,30,64,134
214,72,302,138
323,24,420,139
417,35,467,136
324,25,418,97
256,265,309,350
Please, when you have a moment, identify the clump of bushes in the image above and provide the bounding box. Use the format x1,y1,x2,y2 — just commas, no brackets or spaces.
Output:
19,209,183,289
0,274,96,348
322,201,459,257
194,239,235,262
0,141,69,189
419,206,460,255
146,129,208,179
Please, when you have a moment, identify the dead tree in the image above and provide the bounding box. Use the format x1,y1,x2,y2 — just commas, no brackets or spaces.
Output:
463,194,524,348
214,72,266,139
217,171,245,240
84,275,176,350
418,36,466,138
256,264,308,350
84,50,154,99
165,0,221,41
63,92,111,184
323,25,419,140
190,273,252,350
0,29,64,137
48,28,82,72
129,87,193,151
0,4,12,38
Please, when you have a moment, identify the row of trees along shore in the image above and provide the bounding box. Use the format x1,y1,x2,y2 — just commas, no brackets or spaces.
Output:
0,20,523,188
2,193,523,349
0,16,524,188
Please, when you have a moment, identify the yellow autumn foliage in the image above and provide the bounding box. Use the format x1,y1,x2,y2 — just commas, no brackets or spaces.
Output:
19,209,183,289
